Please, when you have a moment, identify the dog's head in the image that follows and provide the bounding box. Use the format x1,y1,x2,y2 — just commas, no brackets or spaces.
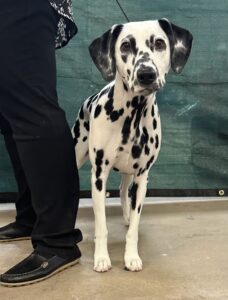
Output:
89,19,193,95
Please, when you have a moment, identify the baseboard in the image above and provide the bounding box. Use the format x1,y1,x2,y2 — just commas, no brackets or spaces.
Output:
0,189,227,203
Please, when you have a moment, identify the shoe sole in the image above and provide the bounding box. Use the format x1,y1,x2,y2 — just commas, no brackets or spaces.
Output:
0,237,31,242
0,258,80,287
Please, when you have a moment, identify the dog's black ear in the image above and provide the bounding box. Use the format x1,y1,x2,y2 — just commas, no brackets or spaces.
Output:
158,18,193,74
89,24,123,81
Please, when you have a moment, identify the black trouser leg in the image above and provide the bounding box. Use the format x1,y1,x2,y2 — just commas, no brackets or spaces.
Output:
0,0,82,258
0,115,35,231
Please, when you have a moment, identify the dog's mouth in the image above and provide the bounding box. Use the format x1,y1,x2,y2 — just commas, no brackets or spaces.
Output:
137,82,160,94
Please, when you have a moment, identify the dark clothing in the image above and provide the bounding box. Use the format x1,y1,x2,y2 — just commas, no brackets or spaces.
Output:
0,0,82,258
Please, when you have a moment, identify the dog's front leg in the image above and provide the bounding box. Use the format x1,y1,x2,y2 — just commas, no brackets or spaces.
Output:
120,174,133,226
91,168,111,272
124,173,148,271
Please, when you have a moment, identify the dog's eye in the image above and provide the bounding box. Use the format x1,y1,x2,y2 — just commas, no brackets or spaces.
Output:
155,39,166,51
121,42,131,52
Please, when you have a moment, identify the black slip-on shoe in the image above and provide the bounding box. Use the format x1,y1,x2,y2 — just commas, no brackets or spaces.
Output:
0,222,31,242
0,249,81,287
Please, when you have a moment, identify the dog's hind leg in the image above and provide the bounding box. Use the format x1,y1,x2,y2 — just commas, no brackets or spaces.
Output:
75,130,89,170
124,173,148,272
72,104,90,169
120,174,133,226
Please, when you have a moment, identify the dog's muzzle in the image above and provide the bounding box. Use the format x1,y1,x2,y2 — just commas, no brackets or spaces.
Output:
137,67,157,86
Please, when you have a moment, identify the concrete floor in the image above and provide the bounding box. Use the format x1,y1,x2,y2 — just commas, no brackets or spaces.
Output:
0,200,228,300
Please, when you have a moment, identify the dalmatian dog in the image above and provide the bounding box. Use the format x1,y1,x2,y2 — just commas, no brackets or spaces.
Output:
72,19,193,272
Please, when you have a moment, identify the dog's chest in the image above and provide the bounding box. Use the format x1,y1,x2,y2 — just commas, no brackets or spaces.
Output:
91,93,161,175
114,105,161,174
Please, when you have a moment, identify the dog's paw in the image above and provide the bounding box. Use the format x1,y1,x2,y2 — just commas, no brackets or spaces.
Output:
93,256,112,273
124,255,143,272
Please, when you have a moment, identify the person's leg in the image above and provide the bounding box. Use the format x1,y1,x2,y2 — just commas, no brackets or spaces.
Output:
0,114,35,233
0,0,82,285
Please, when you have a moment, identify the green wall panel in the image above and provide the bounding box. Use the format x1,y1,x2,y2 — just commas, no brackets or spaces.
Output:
0,0,228,193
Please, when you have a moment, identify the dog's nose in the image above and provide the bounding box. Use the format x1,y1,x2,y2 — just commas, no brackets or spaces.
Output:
137,68,156,85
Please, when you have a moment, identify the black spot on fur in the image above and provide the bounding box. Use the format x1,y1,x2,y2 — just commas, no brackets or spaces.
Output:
95,149,104,180
129,36,138,56
143,108,148,117
108,86,114,99
84,121,90,131
113,167,119,172
121,55,127,63
110,108,124,122
136,155,155,177
95,179,102,191
131,183,138,210
134,99,147,129
155,134,159,149
136,127,140,138
150,137,154,144
144,145,150,155
73,119,80,145
126,101,131,108
150,35,155,52
94,105,102,118
122,97,147,146
82,136,87,142
104,98,113,115
133,79,138,86
96,150,104,165
96,167,102,179
128,189,131,198
105,159,109,165
146,155,155,170
119,146,124,151
133,163,139,169
142,127,149,144
127,69,131,76
86,93,97,110
153,118,157,130
142,52,150,58
104,97,124,122
134,56,150,70
99,87,110,98
132,145,142,159
137,168,142,176
79,106,84,119
121,116,132,145
86,98,92,109
138,204,141,214
151,105,155,117
123,82,128,92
